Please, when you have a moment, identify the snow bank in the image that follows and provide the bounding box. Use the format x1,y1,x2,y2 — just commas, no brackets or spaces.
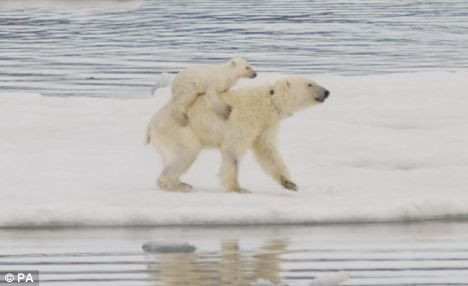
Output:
151,72,174,95
1,71,468,227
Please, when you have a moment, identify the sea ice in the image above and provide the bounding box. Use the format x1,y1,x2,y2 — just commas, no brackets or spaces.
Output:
1,71,467,227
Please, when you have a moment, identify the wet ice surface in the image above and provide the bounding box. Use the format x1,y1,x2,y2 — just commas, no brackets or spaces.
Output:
1,0,468,97
2,222,468,285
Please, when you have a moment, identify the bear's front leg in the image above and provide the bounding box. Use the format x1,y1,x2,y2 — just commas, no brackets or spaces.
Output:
219,150,251,194
252,128,298,192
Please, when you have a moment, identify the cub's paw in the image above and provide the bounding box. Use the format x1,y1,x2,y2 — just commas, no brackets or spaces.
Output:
216,105,233,120
280,177,298,191
224,105,233,120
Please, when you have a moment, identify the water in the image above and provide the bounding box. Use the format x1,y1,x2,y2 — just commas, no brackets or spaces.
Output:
2,222,468,285
2,2,468,285
1,0,468,97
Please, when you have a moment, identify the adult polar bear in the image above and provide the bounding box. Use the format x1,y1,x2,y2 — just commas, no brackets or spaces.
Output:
146,77,330,193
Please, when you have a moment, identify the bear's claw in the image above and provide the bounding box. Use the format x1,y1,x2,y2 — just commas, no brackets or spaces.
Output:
280,177,298,191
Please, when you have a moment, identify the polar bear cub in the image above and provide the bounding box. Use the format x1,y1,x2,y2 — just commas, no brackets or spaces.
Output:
170,57,257,126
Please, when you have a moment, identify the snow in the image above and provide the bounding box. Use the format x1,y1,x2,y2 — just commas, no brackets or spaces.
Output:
151,72,174,95
1,71,468,227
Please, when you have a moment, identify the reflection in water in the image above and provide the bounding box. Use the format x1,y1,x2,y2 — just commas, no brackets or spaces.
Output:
157,253,204,286
253,240,288,284
146,240,288,286
220,240,246,286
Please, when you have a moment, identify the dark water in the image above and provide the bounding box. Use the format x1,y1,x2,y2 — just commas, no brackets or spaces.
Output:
1,0,468,97
2,222,468,285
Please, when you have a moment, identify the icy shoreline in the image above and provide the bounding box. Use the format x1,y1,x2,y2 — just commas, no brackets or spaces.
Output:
1,71,468,227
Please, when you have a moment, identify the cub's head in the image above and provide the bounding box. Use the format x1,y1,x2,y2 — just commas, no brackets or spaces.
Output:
228,57,257,79
272,77,329,117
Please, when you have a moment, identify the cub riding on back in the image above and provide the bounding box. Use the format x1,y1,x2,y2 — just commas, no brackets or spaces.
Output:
170,57,257,126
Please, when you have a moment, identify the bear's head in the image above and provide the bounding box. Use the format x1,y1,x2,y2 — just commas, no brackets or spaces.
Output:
228,57,257,79
272,77,329,118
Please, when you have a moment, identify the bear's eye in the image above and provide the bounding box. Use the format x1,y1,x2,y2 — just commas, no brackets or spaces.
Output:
245,67,250,70
308,83,313,87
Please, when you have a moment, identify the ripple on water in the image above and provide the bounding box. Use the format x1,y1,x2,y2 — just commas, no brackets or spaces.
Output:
1,0,468,97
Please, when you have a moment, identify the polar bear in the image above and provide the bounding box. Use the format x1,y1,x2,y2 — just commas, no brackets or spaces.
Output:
146,77,330,193
170,57,257,126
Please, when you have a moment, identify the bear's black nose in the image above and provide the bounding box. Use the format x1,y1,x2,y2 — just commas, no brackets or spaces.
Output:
324,89,330,97
251,72,257,78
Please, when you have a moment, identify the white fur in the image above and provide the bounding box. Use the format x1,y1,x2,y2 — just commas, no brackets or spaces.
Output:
146,77,329,193
170,57,256,125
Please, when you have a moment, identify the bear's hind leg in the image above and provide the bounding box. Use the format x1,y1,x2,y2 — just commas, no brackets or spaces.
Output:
157,143,200,192
171,106,189,127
